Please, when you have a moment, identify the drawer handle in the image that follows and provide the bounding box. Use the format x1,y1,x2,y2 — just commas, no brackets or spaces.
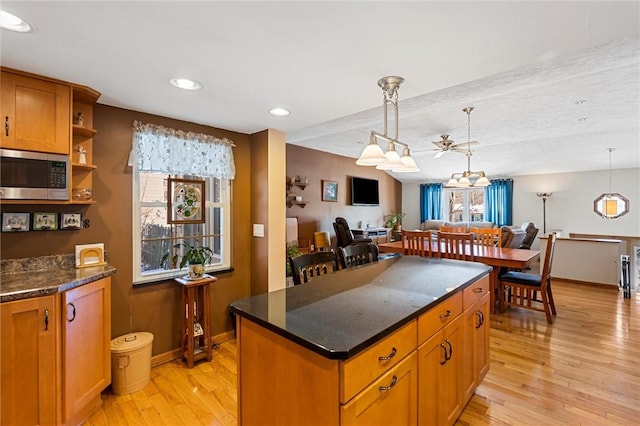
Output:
44,308,49,331
440,343,447,365
66,303,76,322
439,310,452,319
474,288,483,293
378,347,397,361
379,375,398,391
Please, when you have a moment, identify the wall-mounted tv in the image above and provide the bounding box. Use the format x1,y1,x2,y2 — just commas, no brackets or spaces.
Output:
351,176,380,206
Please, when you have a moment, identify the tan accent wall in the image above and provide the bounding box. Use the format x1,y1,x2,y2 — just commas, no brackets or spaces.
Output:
1,104,253,356
285,144,402,248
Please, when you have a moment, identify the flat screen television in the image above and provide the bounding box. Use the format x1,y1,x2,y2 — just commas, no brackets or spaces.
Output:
351,176,380,206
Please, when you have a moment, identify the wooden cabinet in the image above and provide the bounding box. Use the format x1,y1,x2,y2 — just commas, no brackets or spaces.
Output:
341,352,418,426
61,277,111,424
418,315,464,426
1,70,71,154
1,295,58,426
70,85,100,204
462,291,490,403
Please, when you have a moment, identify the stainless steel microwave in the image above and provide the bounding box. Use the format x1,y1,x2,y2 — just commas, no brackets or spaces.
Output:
0,148,69,200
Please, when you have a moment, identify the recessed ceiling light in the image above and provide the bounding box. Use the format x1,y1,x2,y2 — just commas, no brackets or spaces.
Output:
0,10,33,33
269,108,290,117
577,117,589,121
575,99,587,105
169,78,202,91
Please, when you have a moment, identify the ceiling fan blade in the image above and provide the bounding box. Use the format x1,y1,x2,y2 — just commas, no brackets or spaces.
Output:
451,140,479,149
433,150,445,159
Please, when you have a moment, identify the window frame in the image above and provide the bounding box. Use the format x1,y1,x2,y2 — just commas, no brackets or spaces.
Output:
442,187,486,223
132,167,232,285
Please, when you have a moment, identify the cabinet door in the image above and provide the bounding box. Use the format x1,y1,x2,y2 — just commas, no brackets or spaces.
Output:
462,292,491,404
61,277,111,423
417,315,463,426
341,352,417,426
1,295,57,425
1,71,70,153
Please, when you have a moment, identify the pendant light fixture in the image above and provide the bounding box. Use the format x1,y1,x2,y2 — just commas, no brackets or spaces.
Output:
356,76,419,173
593,148,629,219
444,107,490,188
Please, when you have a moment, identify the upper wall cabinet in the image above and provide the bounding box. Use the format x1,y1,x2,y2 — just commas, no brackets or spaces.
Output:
1,70,71,154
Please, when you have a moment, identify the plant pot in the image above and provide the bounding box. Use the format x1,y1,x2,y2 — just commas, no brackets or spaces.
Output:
188,263,205,279
393,224,402,232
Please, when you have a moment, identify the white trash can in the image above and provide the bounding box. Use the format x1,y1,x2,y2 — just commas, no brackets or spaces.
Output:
110,332,154,395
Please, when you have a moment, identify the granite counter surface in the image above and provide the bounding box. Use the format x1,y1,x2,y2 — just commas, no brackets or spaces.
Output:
230,255,491,360
1,254,116,303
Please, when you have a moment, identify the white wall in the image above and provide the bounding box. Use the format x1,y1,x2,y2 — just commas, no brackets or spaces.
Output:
402,167,640,249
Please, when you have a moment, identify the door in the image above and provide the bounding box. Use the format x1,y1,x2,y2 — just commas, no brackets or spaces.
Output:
62,277,111,422
1,295,57,425
1,71,70,153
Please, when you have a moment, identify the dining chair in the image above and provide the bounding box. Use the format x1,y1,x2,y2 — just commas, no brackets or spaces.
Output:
499,232,557,323
289,250,339,285
440,225,467,233
338,243,379,269
470,227,501,247
401,230,433,257
314,231,331,252
437,231,475,261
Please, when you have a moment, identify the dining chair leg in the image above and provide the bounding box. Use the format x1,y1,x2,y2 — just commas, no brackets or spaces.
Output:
540,287,553,324
546,281,557,315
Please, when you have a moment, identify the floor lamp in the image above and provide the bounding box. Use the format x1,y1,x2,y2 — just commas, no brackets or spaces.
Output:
536,192,552,234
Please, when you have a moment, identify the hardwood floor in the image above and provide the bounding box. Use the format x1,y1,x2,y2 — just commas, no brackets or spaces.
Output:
85,280,639,426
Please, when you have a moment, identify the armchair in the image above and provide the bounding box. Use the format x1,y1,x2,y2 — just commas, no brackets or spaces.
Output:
332,217,372,248
520,222,539,249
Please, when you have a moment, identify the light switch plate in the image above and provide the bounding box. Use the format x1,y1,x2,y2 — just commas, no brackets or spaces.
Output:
253,224,264,237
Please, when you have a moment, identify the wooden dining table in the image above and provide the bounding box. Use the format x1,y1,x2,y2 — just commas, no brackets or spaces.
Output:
378,240,540,314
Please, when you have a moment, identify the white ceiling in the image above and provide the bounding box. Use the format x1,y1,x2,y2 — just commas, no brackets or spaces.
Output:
1,1,639,184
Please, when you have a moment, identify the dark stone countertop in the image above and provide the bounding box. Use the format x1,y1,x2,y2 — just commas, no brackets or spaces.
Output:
1,254,116,303
229,255,491,360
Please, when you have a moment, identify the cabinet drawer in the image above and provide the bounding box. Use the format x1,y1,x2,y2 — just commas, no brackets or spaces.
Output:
417,292,462,345
341,320,416,404
341,351,417,426
463,274,490,311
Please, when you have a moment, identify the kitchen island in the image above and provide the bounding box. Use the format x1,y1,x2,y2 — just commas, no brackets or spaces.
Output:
230,255,492,426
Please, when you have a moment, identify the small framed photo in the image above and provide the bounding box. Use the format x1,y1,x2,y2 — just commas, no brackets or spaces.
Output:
33,212,59,231
2,213,30,232
322,180,338,202
60,212,82,230
167,177,206,224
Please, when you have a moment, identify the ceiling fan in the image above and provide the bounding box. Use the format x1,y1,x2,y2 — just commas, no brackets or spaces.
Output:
416,134,479,159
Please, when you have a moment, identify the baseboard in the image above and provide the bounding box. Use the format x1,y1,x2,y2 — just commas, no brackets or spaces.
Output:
150,330,236,367
552,277,619,289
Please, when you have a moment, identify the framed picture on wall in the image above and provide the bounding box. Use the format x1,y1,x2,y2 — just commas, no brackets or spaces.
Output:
167,177,206,224
60,212,83,230
33,212,59,231
2,213,30,232
322,180,338,202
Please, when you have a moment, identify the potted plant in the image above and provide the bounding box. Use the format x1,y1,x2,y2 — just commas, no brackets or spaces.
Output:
384,212,406,231
286,243,302,278
162,240,214,279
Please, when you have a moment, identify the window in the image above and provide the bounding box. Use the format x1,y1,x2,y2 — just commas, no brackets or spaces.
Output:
131,121,235,285
443,188,486,223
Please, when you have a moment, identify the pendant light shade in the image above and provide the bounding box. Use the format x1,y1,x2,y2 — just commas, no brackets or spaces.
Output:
356,133,387,166
593,148,629,219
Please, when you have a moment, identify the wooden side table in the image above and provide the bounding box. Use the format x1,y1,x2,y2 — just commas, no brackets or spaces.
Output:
174,274,218,368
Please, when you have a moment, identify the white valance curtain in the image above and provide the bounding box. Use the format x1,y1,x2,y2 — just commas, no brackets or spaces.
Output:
132,120,236,179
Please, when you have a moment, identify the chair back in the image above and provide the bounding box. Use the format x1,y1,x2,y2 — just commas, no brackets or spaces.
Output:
520,223,539,249
314,231,331,252
470,227,501,247
401,230,432,257
440,225,467,233
437,231,475,261
541,232,557,284
288,250,338,285
333,217,354,248
339,243,379,269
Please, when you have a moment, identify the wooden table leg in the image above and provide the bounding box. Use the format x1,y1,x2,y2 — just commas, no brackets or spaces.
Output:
490,266,499,314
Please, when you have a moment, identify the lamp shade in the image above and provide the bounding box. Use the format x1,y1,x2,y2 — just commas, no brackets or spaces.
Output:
604,199,618,216
474,175,491,186
457,176,470,187
376,142,402,170
396,148,420,172
445,178,458,188
356,137,386,166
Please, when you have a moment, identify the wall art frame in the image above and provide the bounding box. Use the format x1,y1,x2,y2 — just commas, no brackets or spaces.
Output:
2,212,30,232
322,180,338,202
60,212,83,230
167,177,206,224
33,212,59,231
